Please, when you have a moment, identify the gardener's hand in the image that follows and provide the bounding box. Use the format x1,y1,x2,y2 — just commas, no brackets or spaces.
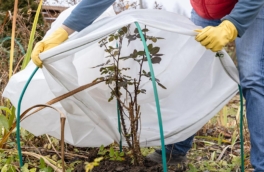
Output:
31,27,69,68
195,20,238,52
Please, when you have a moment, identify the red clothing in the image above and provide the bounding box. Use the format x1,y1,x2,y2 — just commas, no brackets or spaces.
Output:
190,0,238,19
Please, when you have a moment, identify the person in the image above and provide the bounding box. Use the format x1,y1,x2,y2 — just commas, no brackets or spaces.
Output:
31,0,264,171
148,1,264,171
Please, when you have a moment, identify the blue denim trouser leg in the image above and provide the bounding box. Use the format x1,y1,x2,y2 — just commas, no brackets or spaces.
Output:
236,7,264,172
191,7,264,172
165,135,195,155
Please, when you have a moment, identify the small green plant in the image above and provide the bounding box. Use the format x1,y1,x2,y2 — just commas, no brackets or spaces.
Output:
21,163,37,172
0,106,14,131
38,158,53,172
1,164,16,172
97,145,108,156
140,147,155,157
188,163,198,172
109,147,125,161
98,145,125,161
0,150,18,171
0,103,17,148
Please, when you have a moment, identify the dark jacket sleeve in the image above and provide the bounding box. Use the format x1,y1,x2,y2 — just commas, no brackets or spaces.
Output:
222,0,264,37
63,0,116,32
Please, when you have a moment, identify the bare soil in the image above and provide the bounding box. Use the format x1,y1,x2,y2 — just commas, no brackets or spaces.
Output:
73,158,187,172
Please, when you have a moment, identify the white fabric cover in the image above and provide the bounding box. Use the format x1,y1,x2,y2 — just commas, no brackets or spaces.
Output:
3,7,239,147
142,0,192,17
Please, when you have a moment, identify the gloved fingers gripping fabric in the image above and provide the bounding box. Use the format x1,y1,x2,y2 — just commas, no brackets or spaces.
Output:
31,42,44,67
195,20,238,52
31,27,69,68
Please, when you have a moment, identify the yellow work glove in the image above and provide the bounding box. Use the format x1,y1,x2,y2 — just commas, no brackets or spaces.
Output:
31,27,68,68
195,20,238,52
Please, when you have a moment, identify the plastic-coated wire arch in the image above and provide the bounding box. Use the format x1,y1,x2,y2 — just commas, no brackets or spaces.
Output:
134,22,168,172
116,42,123,152
0,37,25,55
239,85,244,172
117,102,123,152
16,67,39,167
